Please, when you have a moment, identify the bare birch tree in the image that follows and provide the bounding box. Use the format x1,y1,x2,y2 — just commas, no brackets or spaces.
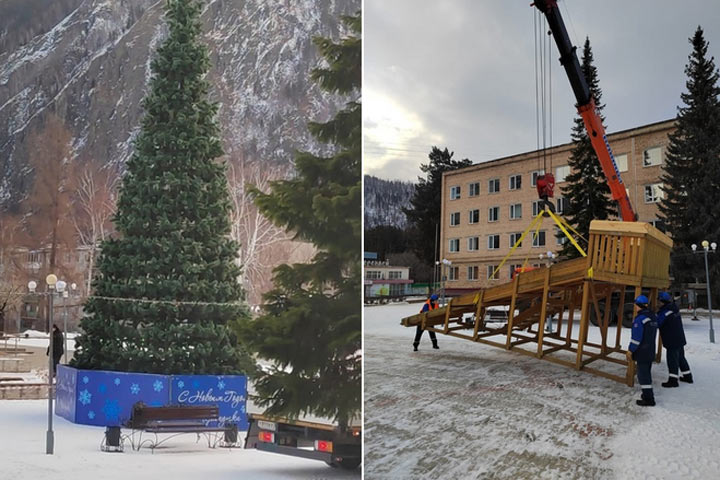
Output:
227,160,296,304
71,161,119,294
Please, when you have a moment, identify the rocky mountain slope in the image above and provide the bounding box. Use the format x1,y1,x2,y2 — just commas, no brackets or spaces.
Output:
364,174,415,229
0,0,359,209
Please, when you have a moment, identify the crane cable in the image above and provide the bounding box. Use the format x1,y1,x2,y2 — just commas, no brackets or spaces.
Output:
534,10,554,177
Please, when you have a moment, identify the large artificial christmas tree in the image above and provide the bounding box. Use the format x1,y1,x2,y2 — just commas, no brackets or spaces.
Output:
659,26,720,300
72,0,251,374
559,38,618,258
236,14,361,427
403,147,471,267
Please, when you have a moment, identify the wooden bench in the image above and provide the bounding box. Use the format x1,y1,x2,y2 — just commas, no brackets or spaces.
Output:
115,403,238,452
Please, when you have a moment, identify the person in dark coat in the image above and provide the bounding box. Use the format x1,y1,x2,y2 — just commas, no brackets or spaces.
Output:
413,294,439,351
46,324,64,377
628,295,658,406
657,291,693,387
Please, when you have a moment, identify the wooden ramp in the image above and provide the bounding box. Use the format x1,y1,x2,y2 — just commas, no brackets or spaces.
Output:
401,220,673,386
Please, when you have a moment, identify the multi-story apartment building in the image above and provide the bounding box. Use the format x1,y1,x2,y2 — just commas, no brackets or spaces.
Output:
440,119,674,294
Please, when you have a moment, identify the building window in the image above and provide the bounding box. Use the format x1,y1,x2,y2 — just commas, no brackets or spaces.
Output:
450,185,461,199
488,234,500,250
555,227,568,245
469,209,480,224
468,236,480,251
449,238,460,252
509,232,523,248
450,212,460,226
509,264,523,279
488,178,500,193
389,271,403,279
510,203,522,220
488,206,499,222
449,266,459,281
644,183,664,203
365,270,381,280
487,265,499,280
615,153,629,172
556,197,566,214
509,174,522,190
468,266,479,281
555,165,570,183
650,219,666,233
531,169,545,187
469,182,480,197
643,147,662,167
532,230,546,247
532,200,543,217
389,284,405,296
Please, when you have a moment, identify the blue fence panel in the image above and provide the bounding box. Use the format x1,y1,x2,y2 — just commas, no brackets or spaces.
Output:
55,365,77,422
170,375,248,430
67,368,169,426
55,366,247,429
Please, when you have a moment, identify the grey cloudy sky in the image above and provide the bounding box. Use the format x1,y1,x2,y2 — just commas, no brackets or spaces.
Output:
363,0,720,182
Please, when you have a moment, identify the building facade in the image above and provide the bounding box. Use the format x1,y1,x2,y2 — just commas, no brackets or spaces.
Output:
364,261,413,299
439,119,674,293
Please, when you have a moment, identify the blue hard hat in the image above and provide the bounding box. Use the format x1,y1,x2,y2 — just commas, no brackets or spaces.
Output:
635,295,649,306
659,291,672,303
430,294,439,301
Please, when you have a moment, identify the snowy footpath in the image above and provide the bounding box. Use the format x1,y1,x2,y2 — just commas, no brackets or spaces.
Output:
364,302,720,480
0,404,359,479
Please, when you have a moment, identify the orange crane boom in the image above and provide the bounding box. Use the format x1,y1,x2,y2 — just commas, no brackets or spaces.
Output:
532,0,637,221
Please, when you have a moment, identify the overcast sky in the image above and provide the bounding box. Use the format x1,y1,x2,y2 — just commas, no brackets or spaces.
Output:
363,1,720,182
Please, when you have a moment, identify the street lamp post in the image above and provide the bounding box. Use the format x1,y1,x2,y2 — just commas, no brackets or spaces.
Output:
29,274,65,455
441,258,452,307
691,241,717,343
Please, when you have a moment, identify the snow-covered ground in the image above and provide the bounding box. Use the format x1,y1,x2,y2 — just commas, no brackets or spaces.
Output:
0,333,359,478
0,399,360,480
364,302,720,479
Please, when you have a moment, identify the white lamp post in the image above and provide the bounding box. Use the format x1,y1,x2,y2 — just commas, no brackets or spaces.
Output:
441,258,452,306
691,241,717,343
45,273,58,454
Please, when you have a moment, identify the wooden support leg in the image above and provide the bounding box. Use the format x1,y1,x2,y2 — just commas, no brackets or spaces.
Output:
575,281,591,369
601,288,613,355
472,291,485,341
615,287,625,349
566,286,577,347
505,276,519,350
536,268,551,358
443,298,453,334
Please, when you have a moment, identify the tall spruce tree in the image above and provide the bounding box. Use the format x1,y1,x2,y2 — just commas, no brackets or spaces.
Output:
659,26,720,299
235,14,360,427
403,147,471,266
72,0,251,374
559,38,617,258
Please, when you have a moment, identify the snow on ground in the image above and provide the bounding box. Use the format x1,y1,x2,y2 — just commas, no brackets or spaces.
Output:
0,399,360,480
364,302,720,480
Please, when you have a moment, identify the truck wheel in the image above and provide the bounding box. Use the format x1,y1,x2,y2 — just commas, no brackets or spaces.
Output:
338,457,361,470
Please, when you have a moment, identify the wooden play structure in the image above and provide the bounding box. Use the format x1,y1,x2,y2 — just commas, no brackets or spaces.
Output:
402,220,673,386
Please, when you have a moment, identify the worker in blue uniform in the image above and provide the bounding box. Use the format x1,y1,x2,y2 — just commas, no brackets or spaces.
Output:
628,295,658,406
657,291,693,387
413,294,440,351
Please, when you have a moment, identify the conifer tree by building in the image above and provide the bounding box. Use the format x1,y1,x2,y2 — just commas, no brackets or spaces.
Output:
559,38,617,258
660,26,720,299
404,147,471,267
236,13,361,427
72,0,251,374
